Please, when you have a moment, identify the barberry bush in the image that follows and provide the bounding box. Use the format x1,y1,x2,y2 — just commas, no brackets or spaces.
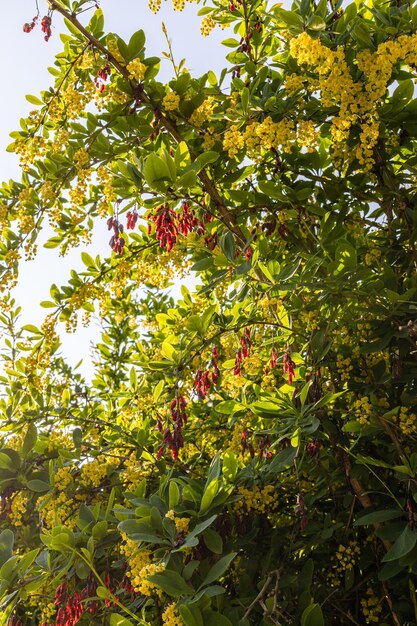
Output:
1,0,417,624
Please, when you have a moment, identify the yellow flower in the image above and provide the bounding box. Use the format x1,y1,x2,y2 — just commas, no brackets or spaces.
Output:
163,92,181,112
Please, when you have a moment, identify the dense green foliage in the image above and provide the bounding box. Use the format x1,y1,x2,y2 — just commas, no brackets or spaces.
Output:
1,0,417,624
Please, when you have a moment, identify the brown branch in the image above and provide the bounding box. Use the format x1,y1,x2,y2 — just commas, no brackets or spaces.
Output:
381,581,402,626
243,568,283,621
342,453,392,551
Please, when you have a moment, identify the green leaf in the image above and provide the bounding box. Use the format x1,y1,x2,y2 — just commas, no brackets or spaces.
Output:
169,481,180,508
203,528,223,554
22,423,37,456
148,570,193,597
354,510,404,526
27,479,51,493
26,94,43,106
200,552,237,587
110,614,134,626
0,530,14,568
179,605,204,626
382,525,417,562
143,153,174,191
204,611,233,626
200,479,220,514
301,603,324,626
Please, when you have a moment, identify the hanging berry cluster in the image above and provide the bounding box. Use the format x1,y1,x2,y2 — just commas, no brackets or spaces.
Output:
270,346,278,369
94,63,111,92
107,216,125,255
307,438,321,463
23,15,38,33
241,431,273,459
283,350,296,384
241,430,255,457
54,581,83,626
234,328,251,376
157,396,187,461
149,202,207,252
193,346,220,399
126,209,139,230
41,15,52,41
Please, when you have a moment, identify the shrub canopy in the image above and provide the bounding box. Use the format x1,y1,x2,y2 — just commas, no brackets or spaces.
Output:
1,0,417,624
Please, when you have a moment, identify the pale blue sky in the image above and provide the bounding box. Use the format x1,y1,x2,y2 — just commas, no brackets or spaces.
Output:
0,1,226,377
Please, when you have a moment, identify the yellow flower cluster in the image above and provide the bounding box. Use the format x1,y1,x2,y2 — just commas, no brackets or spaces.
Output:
149,0,162,12
289,31,417,169
121,537,165,595
9,491,28,527
284,73,306,96
127,58,146,81
41,313,58,346
201,15,216,36
297,120,319,152
97,165,116,216
62,84,87,120
365,247,381,266
165,510,190,533
162,92,181,112
335,541,360,570
223,126,244,158
14,135,47,170
243,117,296,157
234,484,278,516
39,181,56,208
73,148,90,171
299,310,319,332
336,354,354,383
189,97,214,127
80,457,112,488
37,491,76,530
107,36,125,64
162,602,183,626
352,396,373,426
55,466,73,491
361,586,382,624
396,407,417,436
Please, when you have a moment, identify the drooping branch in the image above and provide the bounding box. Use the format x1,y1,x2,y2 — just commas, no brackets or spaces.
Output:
48,0,251,248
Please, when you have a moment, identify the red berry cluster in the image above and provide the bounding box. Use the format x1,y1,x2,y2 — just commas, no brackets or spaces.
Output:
193,346,220,399
23,15,38,33
204,232,218,250
307,438,321,463
283,350,296,384
241,431,273,459
6,618,22,626
245,246,253,260
239,31,252,54
229,0,242,11
234,328,251,376
193,369,211,399
126,209,139,230
259,435,273,459
103,572,117,608
150,204,177,252
94,63,111,92
107,216,125,255
150,202,207,252
270,346,278,369
157,396,187,461
241,430,255,457
41,15,52,41
55,582,83,626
